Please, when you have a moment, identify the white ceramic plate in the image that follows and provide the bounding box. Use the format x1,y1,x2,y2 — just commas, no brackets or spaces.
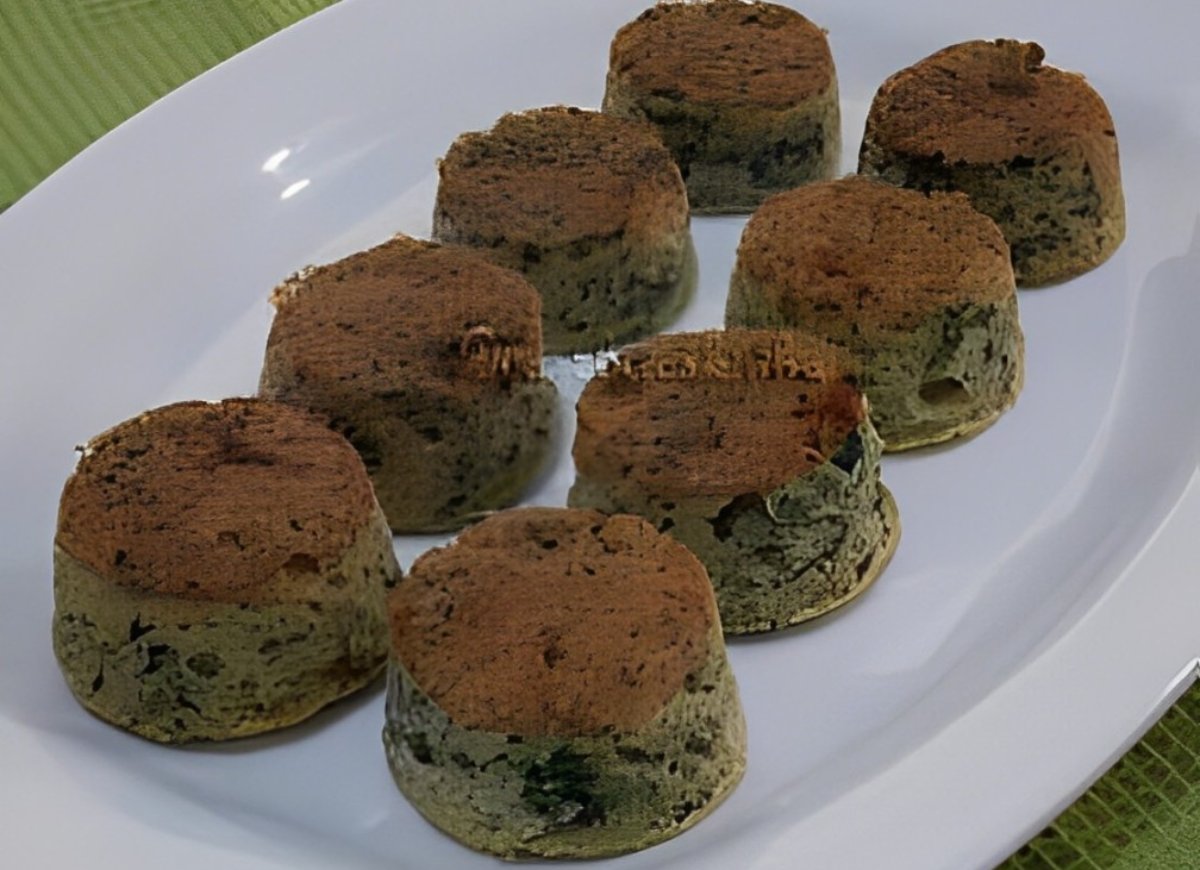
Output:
3,1,1200,867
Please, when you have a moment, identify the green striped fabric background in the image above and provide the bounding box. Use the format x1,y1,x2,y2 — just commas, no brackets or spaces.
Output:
0,0,333,210
1,2,1197,867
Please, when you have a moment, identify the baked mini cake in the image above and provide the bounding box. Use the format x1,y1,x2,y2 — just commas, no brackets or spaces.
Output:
259,235,557,533
52,399,398,743
603,0,839,213
432,106,695,354
726,177,1024,450
858,39,1125,286
384,507,745,859
568,331,899,634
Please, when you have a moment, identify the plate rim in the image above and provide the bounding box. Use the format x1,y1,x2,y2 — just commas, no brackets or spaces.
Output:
3,2,1200,868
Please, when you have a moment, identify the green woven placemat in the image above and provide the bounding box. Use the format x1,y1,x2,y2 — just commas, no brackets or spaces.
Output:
2,3,1198,868
1000,681,1200,870
0,0,337,210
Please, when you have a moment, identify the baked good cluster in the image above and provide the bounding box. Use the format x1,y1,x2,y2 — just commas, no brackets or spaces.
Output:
50,0,1124,860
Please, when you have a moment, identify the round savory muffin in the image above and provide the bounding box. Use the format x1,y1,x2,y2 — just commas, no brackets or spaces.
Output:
726,176,1024,450
259,235,557,533
432,106,696,354
858,39,1125,286
52,399,398,743
568,330,899,634
384,507,745,859
603,0,840,213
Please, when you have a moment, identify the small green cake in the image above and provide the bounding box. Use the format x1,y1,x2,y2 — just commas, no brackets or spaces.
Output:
858,39,1125,286
603,0,840,213
52,399,398,743
726,176,1024,450
432,106,696,354
259,235,557,533
569,330,899,634
383,508,746,858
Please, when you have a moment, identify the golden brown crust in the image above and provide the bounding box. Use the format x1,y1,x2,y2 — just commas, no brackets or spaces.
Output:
434,106,687,247
864,40,1118,168
264,235,543,398
574,330,864,499
55,399,378,603
389,508,717,736
733,177,1013,336
609,1,834,108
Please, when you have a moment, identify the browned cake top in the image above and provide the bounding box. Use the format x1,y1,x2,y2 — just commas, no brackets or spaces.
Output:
389,508,717,736
865,39,1118,164
735,177,1014,337
435,106,688,247
265,235,543,398
574,330,864,499
56,399,379,603
609,0,835,108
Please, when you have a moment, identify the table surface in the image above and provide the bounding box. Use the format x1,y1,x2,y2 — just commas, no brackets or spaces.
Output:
2,2,1197,867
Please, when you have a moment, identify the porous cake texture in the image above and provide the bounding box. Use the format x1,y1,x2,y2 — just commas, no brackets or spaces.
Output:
604,0,840,212
859,39,1125,286
53,399,397,742
384,508,746,858
433,106,695,353
726,176,1024,450
260,235,557,533
570,331,899,633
